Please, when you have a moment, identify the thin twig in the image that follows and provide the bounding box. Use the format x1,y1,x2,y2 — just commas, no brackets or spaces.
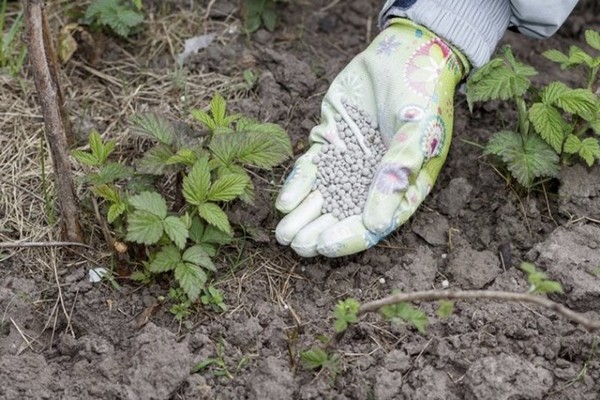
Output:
0,241,92,249
358,289,600,331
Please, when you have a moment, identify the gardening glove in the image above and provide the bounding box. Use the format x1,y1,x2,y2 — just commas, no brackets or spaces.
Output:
275,18,469,257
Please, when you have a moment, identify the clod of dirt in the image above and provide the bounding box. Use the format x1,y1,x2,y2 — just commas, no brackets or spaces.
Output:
411,211,449,246
437,177,473,217
464,354,553,400
260,48,317,97
447,247,501,289
248,356,295,399
558,164,600,220
384,245,437,290
532,224,600,312
374,369,403,400
124,323,194,400
0,354,55,399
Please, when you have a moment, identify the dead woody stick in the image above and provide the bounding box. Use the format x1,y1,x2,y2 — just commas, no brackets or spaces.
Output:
25,0,83,242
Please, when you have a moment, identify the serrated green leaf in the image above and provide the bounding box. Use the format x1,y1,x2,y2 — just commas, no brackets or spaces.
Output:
89,131,110,164
183,158,211,205
189,216,206,244
563,134,582,154
541,82,570,104
333,319,348,333
543,49,569,65
202,224,233,245
182,245,216,271
107,202,126,223
520,262,537,275
87,162,133,185
236,131,292,168
553,87,597,118
591,120,600,135
534,280,564,294
579,137,600,167
238,121,292,156
466,57,534,106
300,348,329,370
175,262,207,302
485,131,559,187
136,144,175,175
436,300,454,319
130,114,175,146
502,46,537,77
529,103,567,152
380,302,428,333
166,148,197,166
199,243,217,257
209,132,238,165
209,93,228,127
191,109,216,132
126,211,164,245
198,202,231,234
149,245,181,273
208,173,250,202
164,216,189,249
129,191,167,218
71,150,100,167
586,30,600,51
569,45,593,67
92,184,121,203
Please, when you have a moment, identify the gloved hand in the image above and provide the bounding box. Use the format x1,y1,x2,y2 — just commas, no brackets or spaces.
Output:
275,18,469,257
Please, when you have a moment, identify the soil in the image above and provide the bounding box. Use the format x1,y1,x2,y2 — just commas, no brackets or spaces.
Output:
1,1,600,399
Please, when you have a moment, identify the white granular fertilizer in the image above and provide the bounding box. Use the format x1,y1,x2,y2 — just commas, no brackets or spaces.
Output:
314,105,387,219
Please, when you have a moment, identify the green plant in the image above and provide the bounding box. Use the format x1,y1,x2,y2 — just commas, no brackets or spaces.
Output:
0,0,26,77
242,0,278,33
72,93,292,306
191,338,250,379
332,298,360,333
201,286,227,312
300,347,340,374
168,287,192,322
520,262,563,294
467,31,600,187
84,0,144,38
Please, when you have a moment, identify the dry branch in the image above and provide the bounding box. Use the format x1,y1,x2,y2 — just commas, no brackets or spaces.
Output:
358,289,600,332
25,0,83,242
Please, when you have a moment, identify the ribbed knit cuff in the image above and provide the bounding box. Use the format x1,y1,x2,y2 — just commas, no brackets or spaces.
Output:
379,0,511,68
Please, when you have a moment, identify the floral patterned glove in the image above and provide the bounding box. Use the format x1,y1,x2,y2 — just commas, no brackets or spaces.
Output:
275,18,469,257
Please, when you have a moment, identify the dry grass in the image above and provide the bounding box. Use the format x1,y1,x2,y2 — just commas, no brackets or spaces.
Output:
0,0,253,276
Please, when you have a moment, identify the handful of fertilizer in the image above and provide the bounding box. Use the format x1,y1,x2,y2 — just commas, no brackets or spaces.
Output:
313,104,387,220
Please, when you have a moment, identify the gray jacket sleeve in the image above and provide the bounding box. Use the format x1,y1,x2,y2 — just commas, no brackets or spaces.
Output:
379,0,579,68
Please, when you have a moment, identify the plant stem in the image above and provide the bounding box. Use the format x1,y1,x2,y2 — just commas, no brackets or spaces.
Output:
516,97,529,137
358,289,600,332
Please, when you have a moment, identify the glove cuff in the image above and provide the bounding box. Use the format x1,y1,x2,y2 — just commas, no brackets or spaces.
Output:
379,0,511,68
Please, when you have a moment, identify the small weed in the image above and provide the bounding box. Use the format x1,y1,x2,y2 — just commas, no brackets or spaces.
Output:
0,0,27,77
520,262,563,294
242,0,278,33
83,0,144,38
332,298,360,333
467,30,600,187
201,286,227,312
300,347,340,373
192,338,250,379
168,287,192,322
